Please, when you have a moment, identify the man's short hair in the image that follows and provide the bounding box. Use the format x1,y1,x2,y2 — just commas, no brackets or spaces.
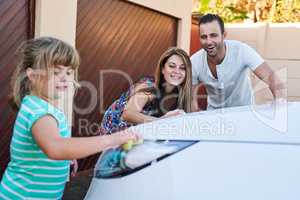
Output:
199,14,225,34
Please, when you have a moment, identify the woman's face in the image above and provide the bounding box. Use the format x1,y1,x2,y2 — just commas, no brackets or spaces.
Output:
162,54,186,87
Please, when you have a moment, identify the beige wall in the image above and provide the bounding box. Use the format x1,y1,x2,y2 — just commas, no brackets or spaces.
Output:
128,0,192,52
226,23,300,103
35,0,78,125
35,0,78,46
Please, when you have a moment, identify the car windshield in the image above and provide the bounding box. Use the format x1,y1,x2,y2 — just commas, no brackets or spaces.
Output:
94,140,197,179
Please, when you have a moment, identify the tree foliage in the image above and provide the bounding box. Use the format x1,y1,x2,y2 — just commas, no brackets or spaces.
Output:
194,0,300,23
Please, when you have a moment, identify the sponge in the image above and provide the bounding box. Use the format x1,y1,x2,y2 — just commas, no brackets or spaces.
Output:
122,139,143,151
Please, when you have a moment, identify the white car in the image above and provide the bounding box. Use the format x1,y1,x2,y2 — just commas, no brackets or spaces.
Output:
85,102,300,200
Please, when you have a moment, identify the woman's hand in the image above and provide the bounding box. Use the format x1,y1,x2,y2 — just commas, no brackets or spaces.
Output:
162,109,185,118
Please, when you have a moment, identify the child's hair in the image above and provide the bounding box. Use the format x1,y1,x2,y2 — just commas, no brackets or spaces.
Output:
11,37,80,107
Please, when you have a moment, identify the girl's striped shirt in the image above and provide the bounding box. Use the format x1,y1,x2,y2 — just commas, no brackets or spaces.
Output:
0,95,71,200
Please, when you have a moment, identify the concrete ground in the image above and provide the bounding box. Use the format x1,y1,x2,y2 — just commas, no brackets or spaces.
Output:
63,170,93,200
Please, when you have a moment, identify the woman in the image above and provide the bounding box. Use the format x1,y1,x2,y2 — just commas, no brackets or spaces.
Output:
101,47,192,134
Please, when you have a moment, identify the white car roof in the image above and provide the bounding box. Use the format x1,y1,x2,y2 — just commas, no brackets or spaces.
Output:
131,102,300,144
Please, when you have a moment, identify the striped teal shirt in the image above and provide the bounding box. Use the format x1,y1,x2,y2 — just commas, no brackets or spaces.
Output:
0,95,71,200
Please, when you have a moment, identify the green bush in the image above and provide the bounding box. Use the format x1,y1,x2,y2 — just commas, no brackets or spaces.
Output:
194,0,300,23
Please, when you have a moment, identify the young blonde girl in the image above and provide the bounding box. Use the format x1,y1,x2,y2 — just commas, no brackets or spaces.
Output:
0,37,139,199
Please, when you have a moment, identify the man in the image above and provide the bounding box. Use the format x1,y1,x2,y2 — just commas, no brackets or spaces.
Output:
191,14,285,111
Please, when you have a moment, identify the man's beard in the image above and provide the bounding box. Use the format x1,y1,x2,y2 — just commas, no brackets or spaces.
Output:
206,42,223,58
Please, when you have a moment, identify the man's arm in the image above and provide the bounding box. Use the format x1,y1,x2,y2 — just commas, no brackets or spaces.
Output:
253,62,286,99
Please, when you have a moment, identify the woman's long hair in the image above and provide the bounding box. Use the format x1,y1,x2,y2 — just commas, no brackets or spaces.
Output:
155,47,192,113
135,47,192,115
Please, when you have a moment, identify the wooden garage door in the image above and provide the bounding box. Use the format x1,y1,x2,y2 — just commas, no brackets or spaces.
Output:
0,0,35,178
75,0,178,171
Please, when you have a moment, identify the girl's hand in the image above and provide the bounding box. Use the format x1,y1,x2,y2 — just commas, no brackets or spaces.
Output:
70,159,78,177
162,109,185,118
109,129,142,148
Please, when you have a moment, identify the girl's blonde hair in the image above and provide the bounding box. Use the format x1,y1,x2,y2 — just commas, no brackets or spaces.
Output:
11,37,80,107
155,47,192,113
